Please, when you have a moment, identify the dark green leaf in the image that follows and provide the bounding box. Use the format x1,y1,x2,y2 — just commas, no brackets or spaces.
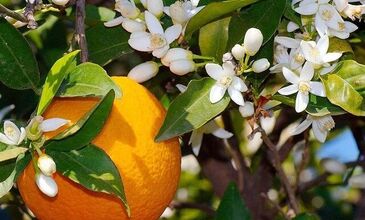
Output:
47,144,129,215
45,90,115,151
37,50,80,115
185,0,258,38
283,0,301,26
156,78,230,142
87,24,133,66
272,94,346,116
0,18,40,91
293,213,320,220
58,62,121,98
227,0,286,49
215,182,251,220
199,17,230,62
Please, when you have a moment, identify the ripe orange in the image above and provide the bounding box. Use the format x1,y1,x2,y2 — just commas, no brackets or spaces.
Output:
17,77,181,220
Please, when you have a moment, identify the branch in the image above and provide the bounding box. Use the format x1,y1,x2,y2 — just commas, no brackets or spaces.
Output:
0,4,27,23
260,193,290,220
169,201,216,217
24,1,37,29
75,0,88,62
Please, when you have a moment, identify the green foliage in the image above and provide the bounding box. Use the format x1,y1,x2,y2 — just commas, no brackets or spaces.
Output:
185,0,258,38
215,182,251,220
45,90,115,151
155,78,230,142
58,62,122,98
293,213,320,220
0,147,28,162
37,50,80,116
47,144,129,215
0,18,40,91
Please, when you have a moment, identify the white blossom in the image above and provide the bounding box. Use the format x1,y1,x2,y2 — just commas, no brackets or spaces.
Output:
343,4,365,20
0,121,26,146
252,58,270,73
170,60,196,75
292,114,335,142
35,173,58,197
243,28,263,56
161,48,193,66
128,61,159,83
231,44,245,60
239,101,255,118
146,0,164,18
37,154,56,176
321,158,346,174
287,21,300,32
51,0,69,6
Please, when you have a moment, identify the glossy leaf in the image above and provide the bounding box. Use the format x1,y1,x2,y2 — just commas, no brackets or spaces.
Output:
185,0,258,38
328,37,353,54
272,94,346,116
227,0,286,49
47,144,129,215
156,78,230,142
0,18,40,91
0,147,28,162
284,0,301,26
199,17,230,62
87,24,133,66
45,90,115,151
215,182,251,220
37,50,80,116
58,62,122,98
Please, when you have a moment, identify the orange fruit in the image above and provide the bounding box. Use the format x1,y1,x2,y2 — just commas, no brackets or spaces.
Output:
17,77,181,220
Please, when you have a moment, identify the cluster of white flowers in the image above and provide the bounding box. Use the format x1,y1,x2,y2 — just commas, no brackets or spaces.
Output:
105,0,205,83
274,0,365,143
0,116,69,197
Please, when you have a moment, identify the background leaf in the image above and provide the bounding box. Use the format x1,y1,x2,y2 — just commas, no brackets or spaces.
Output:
58,62,121,98
47,144,129,214
227,0,286,49
45,90,115,151
184,0,258,38
0,18,40,91
0,148,28,162
87,24,133,66
37,50,80,115
156,78,230,142
215,182,251,220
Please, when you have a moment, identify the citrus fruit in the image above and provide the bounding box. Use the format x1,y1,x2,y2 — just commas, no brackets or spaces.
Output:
17,77,181,220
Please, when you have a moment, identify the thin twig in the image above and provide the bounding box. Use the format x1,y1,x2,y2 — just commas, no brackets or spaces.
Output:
294,131,310,191
259,127,299,214
75,0,88,62
223,138,245,193
0,4,27,22
169,201,216,217
24,1,37,29
260,193,290,220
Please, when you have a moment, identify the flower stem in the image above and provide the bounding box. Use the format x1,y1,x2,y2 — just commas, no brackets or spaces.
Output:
192,54,215,61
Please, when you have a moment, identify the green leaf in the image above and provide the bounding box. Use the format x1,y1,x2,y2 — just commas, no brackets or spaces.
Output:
199,17,230,62
45,90,115,151
293,213,320,220
215,182,251,220
0,147,28,162
227,0,286,49
58,62,121,98
272,94,346,116
87,24,133,66
0,18,40,91
156,78,230,142
0,153,31,198
37,50,80,116
328,37,353,54
283,0,301,26
185,0,258,38
47,144,129,215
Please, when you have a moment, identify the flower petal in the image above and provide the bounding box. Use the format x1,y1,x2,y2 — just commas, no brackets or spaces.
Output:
295,92,309,112
144,11,164,34
278,84,299,95
210,84,226,103
283,67,300,84
322,52,342,63
189,130,203,156
275,36,300,48
300,62,314,81
17,127,26,145
152,45,169,58
4,121,20,144
228,87,245,106
0,133,15,145
41,118,70,132
309,81,326,97
205,63,224,80
128,32,152,52
316,35,329,56
292,117,313,135
312,121,327,143
232,76,247,92
104,16,125,27
165,24,182,44
0,104,15,122
222,62,236,76
295,2,319,15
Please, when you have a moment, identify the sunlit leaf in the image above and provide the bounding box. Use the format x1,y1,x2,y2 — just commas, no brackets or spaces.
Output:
0,147,28,162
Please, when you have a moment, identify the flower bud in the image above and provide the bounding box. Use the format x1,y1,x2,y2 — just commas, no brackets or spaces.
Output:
122,19,146,33
116,0,140,19
321,158,346,174
222,52,233,63
128,61,159,83
231,44,245,60
35,174,58,197
161,48,193,66
252,58,270,73
243,28,263,56
287,21,299,32
51,0,69,6
239,102,254,118
26,116,43,141
37,154,57,176
170,60,195,76
147,0,164,18
169,2,190,24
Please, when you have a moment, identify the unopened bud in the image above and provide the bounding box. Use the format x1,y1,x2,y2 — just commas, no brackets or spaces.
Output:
243,28,263,56
161,48,193,66
147,0,164,18
122,19,146,33
287,21,300,32
169,1,189,24
231,44,245,60
170,60,196,76
116,0,140,19
128,61,159,83
35,173,58,197
51,0,69,6
252,58,270,73
222,52,234,63
38,154,57,176
26,116,43,141
239,102,254,118
321,158,346,174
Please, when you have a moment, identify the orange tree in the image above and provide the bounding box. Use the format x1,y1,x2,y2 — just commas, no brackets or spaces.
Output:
0,0,365,219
